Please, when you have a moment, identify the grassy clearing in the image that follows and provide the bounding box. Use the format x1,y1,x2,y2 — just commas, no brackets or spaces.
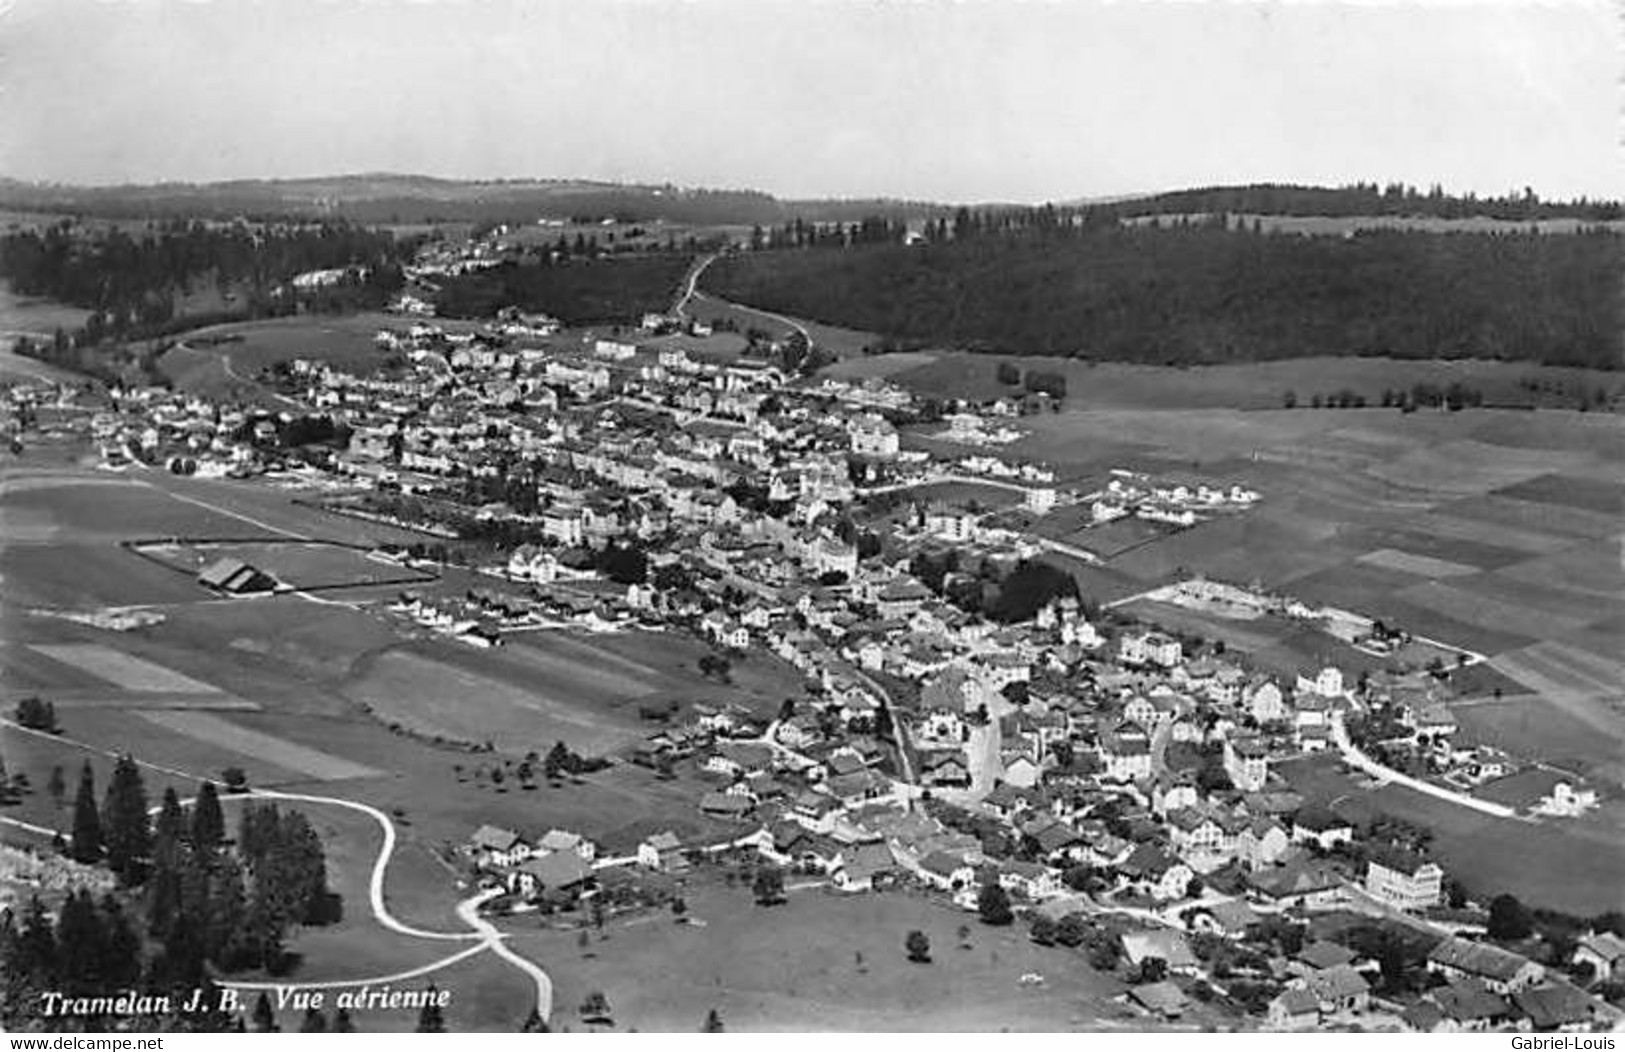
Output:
887,354,1625,412
510,879,1134,1032
26,643,217,693
0,283,93,335
134,710,384,782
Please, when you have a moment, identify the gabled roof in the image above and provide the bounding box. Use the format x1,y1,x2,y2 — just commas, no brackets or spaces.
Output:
516,851,592,888
470,824,524,852
1272,988,1320,1017
1433,978,1511,1022
1297,940,1357,970
1512,983,1596,1030
1305,964,1369,1002
1428,937,1538,982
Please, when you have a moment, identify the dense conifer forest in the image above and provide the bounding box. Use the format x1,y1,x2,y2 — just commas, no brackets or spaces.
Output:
706,219,1624,369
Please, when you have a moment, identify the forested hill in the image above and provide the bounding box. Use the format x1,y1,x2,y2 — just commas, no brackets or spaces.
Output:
0,175,948,227
704,224,1624,370
1103,183,1622,222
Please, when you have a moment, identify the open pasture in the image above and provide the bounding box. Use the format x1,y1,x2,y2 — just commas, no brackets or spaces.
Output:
1,541,206,609
1434,491,1620,542
1278,560,1423,614
822,350,938,381
518,880,1133,1033
1452,694,1625,782
2,476,282,541
135,709,385,782
26,642,217,693
1492,641,1624,702
1333,523,1531,572
343,648,644,756
1492,472,1623,516
1498,540,1625,600
1357,548,1477,579
182,311,482,375
886,353,1625,415
1391,581,1594,644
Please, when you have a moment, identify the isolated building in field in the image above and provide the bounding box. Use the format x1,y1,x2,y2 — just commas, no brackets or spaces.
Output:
197,556,277,595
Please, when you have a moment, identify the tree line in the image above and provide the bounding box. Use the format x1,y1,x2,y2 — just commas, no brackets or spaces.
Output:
1,758,339,1030
432,254,695,324
706,223,1623,370
1,219,410,384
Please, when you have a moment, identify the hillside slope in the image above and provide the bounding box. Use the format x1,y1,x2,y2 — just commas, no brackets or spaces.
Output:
705,225,1624,370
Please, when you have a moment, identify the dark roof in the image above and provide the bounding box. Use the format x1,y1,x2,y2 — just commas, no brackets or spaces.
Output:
1434,978,1512,1022
1512,983,1596,1030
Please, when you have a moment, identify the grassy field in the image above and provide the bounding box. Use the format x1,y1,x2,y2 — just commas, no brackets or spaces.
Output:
881,354,1625,412
505,878,1136,1032
687,291,879,360
0,282,93,336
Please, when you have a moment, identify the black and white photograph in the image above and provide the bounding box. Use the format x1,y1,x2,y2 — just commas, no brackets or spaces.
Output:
0,0,1620,1037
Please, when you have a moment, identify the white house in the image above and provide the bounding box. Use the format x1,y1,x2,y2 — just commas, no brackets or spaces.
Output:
849,414,899,457
1363,848,1443,913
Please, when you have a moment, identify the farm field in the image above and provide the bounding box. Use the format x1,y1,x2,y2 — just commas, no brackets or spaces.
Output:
878,353,1625,413
510,880,1143,1032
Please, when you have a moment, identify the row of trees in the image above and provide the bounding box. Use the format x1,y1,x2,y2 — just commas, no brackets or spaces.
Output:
910,550,1081,625
707,224,1623,370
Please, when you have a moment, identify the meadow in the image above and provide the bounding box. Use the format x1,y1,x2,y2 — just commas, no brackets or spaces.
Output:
509,879,1142,1032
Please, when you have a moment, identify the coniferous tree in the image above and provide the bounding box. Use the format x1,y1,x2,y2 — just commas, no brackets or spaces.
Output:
416,988,446,1032
300,1007,328,1032
0,906,29,1024
46,765,66,810
55,889,107,997
69,763,102,865
191,781,225,853
251,991,277,1033
332,1006,356,1033
99,895,142,990
102,754,151,883
145,847,183,940
17,896,57,987
206,853,249,969
153,788,186,861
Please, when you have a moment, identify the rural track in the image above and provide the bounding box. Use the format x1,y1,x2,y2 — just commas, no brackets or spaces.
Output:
456,888,554,1020
670,253,716,320
677,255,816,349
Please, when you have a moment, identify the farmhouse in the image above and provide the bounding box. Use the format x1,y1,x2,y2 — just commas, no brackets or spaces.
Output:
197,556,277,594
1574,931,1625,981
510,851,593,900
1427,937,1545,994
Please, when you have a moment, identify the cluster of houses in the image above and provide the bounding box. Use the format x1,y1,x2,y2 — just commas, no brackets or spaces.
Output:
1088,469,1261,527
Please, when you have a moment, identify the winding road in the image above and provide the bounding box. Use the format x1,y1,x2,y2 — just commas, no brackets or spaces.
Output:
0,717,554,1019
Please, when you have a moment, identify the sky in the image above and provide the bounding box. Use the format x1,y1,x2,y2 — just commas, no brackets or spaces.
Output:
1,0,1618,203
